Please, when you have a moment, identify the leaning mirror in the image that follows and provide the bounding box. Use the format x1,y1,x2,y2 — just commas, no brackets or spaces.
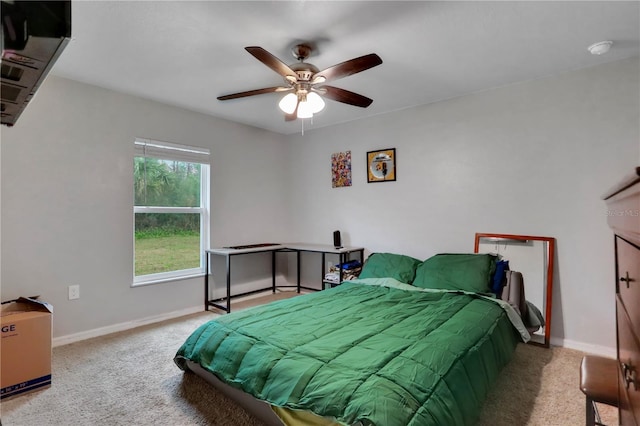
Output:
474,233,555,347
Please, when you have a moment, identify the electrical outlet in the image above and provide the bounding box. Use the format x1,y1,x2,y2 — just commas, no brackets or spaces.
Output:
68,285,80,300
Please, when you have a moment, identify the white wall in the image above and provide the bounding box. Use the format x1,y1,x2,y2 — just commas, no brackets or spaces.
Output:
2,59,638,354
1,76,292,339
287,58,640,355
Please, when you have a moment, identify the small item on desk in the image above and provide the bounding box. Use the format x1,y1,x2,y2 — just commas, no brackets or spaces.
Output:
333,230,342,249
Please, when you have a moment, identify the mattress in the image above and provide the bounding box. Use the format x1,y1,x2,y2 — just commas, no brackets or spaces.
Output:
175,278,528,426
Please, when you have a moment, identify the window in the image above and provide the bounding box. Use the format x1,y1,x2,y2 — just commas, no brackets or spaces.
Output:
133,138,210,285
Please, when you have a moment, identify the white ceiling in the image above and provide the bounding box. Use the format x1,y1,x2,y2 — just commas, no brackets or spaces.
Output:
51,1,640,135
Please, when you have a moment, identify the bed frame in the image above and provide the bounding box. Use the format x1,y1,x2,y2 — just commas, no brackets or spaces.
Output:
186,360,285,425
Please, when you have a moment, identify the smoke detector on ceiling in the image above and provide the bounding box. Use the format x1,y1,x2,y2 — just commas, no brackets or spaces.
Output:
588,41,613,55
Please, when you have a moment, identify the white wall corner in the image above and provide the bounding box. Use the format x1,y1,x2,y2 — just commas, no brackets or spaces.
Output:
551,336,616,359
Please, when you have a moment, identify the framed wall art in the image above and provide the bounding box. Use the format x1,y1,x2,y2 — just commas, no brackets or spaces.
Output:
331,151,352,188
366,148,396,183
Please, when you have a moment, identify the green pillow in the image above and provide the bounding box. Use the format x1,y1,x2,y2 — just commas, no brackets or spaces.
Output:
412,253,497,293
358,252,422,284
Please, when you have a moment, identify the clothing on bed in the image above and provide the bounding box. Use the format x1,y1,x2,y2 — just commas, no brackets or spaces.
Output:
175,278,528,426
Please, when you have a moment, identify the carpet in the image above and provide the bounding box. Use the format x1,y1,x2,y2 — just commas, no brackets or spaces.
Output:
1,290,617,425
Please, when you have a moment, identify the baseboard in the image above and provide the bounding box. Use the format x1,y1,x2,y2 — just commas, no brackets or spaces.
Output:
52,288,298,347
52,305,205,347
551,337,616,358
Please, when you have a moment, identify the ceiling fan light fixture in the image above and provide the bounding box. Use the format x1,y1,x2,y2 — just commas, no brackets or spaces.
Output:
297,100,314,118
278,93,298,114
307,92,325,113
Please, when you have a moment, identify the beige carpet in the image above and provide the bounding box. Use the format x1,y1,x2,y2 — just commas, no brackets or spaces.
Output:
1,291,617,426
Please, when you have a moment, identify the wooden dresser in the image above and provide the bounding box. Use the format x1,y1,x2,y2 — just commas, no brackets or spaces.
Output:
604,167,640,425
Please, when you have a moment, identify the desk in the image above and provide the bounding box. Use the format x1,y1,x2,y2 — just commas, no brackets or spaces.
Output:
205,243,364,313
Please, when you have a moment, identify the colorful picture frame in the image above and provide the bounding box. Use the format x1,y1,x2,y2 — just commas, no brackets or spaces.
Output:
331,151,352,188
367,148,396,183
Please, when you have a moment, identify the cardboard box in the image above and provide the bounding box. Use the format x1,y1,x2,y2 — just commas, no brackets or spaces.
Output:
1,297,53,400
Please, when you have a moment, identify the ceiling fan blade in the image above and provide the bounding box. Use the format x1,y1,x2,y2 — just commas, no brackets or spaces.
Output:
312,54,382,84
217,86,291,101
320,86,374,108
245,46,298,81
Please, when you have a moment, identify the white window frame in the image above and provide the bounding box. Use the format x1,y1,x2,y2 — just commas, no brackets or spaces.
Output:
133,138,210,286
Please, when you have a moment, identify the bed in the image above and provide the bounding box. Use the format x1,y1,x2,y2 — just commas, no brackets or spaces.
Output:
174,253,531,426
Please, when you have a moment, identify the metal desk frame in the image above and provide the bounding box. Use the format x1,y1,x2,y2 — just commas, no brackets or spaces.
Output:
205,243,364,313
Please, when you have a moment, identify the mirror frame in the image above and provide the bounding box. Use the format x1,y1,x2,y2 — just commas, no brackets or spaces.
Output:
474,233,555,348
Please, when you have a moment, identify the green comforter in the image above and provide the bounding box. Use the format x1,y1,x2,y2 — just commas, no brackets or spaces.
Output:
175,278,526,426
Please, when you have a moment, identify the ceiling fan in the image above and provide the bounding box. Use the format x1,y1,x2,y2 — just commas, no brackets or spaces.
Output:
217,44,383,121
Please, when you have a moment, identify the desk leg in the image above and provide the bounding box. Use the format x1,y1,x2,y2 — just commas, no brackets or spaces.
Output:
204,252,210,311
225,255,231,313
297,251,301,293
272,251,276,293
321,253,326,288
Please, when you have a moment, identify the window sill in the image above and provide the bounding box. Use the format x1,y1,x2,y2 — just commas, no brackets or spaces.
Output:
132,272,204,288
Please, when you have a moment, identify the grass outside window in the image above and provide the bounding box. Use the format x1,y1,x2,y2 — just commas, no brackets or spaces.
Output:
135,230,200,276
